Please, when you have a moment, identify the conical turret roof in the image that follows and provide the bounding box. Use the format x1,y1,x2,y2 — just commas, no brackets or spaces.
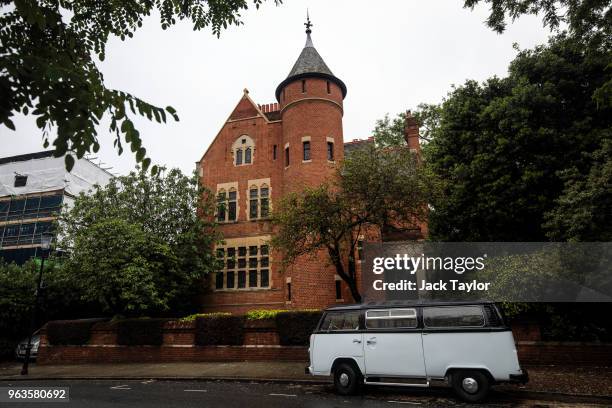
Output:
275,22,346,102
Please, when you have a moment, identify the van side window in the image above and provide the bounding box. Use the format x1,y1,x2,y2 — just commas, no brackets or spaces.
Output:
366,308,417,329
320,311,360,331
423,306,485,328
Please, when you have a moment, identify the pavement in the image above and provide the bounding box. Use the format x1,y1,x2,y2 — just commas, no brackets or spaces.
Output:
0,362,611,407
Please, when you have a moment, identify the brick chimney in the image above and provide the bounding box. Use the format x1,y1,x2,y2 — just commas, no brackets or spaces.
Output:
404,110,420,152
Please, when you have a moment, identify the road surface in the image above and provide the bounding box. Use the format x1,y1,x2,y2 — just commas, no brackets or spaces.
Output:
0,379,608,407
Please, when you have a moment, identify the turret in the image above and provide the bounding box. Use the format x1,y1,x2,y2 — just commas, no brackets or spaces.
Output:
276,15,347,193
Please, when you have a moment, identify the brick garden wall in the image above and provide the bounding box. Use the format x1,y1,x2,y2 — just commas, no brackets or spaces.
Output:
37,320,612,366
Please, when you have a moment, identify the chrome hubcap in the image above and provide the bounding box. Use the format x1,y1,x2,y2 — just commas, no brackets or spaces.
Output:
339,372,350,387
462,377,479,393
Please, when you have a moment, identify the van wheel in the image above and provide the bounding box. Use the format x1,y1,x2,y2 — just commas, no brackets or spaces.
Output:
333,363,361,395
451,370,490,403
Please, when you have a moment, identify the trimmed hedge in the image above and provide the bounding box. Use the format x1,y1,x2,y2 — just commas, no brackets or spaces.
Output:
115,318,167,346
276,311,323,346
245,309,320,320
195,315,245,346
180,312,231,322
47,318,107,345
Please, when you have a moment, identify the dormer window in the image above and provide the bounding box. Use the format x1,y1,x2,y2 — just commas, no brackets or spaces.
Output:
14,175,27,187
232,135,255,166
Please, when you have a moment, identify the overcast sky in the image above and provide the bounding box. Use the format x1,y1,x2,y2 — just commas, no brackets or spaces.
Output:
2,0,553,176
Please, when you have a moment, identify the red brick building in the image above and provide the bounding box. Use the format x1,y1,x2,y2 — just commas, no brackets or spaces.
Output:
197,23,424,313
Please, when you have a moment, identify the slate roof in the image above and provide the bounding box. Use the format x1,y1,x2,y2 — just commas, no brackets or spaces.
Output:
275,32,346,101
287,34,334,78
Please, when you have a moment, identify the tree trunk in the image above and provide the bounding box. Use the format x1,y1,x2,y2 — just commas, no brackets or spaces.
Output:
327,246,362,303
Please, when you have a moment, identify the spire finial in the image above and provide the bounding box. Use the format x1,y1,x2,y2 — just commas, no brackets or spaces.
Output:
304,9,312,34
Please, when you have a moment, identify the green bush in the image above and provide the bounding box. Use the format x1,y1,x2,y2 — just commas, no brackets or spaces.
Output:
195,315,244,346
276,311,323,346
115,318,167,346
46,319,106,345
245,309,319,320
180,312,231,322
245,309,287,320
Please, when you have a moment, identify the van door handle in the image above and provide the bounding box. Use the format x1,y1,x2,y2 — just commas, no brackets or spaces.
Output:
366,337,377,345
352,339,362,344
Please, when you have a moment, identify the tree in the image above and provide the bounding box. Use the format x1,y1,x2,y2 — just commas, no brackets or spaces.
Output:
0,259,85,358
0,0,279,172
372,113,407,147
272,145,437,302
60,167,220,316
371,105,441,147
463,0,611,38
462,0,612,107
424,34,611,241
543,138,612,241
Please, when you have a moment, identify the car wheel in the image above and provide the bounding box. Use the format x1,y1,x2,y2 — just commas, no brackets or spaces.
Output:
451,370,490,403
333,362,361,395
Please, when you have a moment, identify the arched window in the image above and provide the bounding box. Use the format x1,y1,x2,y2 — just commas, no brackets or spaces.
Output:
232,135,255,166
236,149,243,165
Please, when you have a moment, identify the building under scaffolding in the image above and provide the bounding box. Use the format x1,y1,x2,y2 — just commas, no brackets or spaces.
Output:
0,151,113,264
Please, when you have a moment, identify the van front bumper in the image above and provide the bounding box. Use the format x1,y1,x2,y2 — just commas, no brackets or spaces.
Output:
509,369,529,384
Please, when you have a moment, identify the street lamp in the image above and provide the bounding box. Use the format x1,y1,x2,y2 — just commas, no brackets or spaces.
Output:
21,232,54,375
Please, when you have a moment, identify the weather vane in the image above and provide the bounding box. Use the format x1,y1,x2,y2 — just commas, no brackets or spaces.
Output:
305,9,312,34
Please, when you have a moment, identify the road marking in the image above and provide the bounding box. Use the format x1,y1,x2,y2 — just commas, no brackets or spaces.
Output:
141,380,155,384
110,385,131,390
184,389,208,392
269,393,297,397
387,401,421,405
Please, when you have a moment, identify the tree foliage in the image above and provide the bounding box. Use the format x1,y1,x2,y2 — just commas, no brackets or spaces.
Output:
272,145,438,302
372,105,441,147
59,167,220,316
543,138,612,241
0,259,85,358
424,34,611,241
463,0,612,107
0,0,279,172
463,0,611,38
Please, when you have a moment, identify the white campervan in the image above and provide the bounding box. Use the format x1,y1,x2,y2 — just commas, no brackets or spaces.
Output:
306,301,528,402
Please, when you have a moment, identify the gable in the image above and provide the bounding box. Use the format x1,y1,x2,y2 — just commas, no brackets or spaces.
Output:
229,96,260,120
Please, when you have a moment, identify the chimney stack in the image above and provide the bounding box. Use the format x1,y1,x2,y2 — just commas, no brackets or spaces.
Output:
404,110,421,152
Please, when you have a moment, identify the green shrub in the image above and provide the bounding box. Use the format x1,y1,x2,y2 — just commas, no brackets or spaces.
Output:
115,318,167,346
245,309,319,320
180,312,231,322
245,309,287,320
276,311,323,346
46,319,106,345
195,315,244,345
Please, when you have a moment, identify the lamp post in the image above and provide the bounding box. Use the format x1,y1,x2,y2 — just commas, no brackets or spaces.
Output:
21,232,53,376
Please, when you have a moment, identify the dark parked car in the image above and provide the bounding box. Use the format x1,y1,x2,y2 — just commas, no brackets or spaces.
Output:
15,331,40,361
